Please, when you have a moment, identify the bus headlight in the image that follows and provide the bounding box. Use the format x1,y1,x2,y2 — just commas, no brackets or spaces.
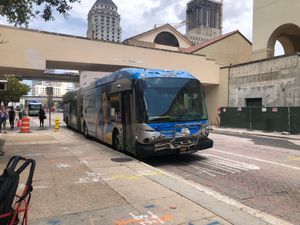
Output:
201,125,211,136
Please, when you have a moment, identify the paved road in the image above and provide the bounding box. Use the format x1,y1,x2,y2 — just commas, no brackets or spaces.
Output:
145,132,300,225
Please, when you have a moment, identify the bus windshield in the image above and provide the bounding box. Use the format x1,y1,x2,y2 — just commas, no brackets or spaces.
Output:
29,104,42,110
139,78,208,123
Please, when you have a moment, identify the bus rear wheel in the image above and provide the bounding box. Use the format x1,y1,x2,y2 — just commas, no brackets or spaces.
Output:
65,117,70,128
112,130,122,151
83,123,89,138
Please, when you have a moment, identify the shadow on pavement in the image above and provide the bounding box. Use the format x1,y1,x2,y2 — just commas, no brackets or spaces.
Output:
143,153,208,167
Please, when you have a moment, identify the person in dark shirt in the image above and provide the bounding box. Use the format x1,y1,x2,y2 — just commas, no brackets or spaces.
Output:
9,106,16,129
38,107,46,127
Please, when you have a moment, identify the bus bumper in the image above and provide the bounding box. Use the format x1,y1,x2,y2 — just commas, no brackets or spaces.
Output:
135,137,213,158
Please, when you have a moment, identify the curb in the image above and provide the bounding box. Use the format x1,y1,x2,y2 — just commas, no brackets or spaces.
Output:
211,129,300,141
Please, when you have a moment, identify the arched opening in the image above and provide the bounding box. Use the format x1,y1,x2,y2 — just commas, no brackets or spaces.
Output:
267,23,300,57
274,41,284,56
154,32,180,47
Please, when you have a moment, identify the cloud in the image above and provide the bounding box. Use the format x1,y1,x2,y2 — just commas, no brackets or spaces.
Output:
0,0,253,41
223,0,253,40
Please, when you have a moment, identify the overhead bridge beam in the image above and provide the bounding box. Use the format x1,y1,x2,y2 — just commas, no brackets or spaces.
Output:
0,25,220,85
0,66,79,82
46,61,129,72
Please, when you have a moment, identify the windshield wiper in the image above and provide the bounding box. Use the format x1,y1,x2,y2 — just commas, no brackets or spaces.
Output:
148,116,172,122
170,114,205,122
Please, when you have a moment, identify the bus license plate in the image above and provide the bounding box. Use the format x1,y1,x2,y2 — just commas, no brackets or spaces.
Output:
180,147,188,152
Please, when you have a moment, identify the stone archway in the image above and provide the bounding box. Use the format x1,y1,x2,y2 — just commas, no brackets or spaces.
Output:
267,23,300,57
154,32,180,47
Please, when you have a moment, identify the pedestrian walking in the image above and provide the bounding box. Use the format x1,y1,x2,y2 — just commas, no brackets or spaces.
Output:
1,108,7,130
9,106,16,129
38,107,46,127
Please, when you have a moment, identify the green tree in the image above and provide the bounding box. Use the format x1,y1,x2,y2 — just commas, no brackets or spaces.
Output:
0,0,80,26
0,77,30,106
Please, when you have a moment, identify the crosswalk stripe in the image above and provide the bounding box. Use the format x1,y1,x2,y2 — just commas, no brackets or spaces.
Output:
210,149,300,171
199,161,239,173
182,153,262,177
192,164,226,175
202,154,260,170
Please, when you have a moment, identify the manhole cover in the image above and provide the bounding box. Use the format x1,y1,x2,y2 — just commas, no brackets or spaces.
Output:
111,157,133,162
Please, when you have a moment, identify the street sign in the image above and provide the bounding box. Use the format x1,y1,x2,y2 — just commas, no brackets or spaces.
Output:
46,87,53,95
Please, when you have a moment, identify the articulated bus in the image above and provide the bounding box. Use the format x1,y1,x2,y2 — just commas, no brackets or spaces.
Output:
64,68,213,158
63,89,83,131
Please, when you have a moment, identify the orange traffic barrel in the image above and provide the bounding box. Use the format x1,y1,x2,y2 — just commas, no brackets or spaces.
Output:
21,117,30,133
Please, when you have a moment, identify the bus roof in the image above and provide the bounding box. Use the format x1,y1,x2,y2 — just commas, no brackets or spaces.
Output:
121,68,195,79
92,68,196,88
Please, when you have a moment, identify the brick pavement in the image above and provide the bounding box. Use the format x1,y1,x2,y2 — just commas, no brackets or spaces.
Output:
146,134,300,225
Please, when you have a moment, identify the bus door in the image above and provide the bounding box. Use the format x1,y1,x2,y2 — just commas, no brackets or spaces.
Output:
122,91,134,152
70,100,77,128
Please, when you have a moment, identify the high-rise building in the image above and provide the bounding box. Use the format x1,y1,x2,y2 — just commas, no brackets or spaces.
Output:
31,81,77,97
186,0,222,45
87,0,121,42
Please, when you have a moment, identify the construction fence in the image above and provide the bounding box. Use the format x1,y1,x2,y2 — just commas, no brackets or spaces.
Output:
220,107,300,134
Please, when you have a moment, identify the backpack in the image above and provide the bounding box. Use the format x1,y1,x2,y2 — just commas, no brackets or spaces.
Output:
1,112,6,121
0,156,35,225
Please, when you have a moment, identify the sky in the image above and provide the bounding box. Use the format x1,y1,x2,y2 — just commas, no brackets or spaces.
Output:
0,0,284,57
0,0,254,41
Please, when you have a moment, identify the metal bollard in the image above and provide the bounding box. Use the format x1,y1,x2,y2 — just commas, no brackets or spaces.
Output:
54,117,60,132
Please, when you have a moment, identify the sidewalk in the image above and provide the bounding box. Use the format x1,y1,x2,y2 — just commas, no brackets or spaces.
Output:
0,127,293,225
211,126,300,141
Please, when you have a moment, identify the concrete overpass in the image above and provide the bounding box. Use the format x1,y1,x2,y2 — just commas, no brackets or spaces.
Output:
22,95,63,102
0,25,220,85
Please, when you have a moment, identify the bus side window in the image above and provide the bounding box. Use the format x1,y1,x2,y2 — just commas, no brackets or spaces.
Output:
111,94,121,122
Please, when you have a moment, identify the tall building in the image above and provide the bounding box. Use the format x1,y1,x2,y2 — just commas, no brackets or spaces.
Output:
31,81,77,97
186,0,222,45
87,0,121,42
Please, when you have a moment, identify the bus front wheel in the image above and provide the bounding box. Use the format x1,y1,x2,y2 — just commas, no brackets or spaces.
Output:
112,130,122,151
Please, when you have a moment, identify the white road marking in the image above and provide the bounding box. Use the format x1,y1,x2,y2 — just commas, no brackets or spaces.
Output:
197,166,226,176
202,154,260,170
188,154,260,177
75,172,103,184
34,185,48,189
206,158,249,171
199,161,239,173
288,139,300,146
211,149,300,171
191,166,216,176
80,160,88,165
56,163,72,169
